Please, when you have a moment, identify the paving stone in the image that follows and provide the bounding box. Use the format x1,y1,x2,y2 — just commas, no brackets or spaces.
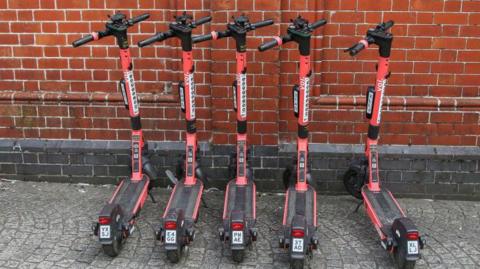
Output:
0,180,478,268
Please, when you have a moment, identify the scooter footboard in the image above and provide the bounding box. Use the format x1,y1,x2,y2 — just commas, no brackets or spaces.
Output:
163,180,203,222
219,180,257,248
280,186,318,254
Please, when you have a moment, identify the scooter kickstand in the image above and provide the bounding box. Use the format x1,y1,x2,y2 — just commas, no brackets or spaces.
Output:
354,200,363,213
148,191,157,203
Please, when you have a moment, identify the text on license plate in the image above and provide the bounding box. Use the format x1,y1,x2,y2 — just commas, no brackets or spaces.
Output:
232,231,243,244
165,230,176,244
407,240,418,254
292,238,304,252
99,225,110,239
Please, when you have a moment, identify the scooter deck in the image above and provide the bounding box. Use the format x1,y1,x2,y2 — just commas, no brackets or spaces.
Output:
362,186,404,229
224,180,255,221
165,180,203,221
109,175,149,221
284,185,316,227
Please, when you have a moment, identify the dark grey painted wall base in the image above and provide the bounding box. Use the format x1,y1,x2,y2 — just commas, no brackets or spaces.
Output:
0,139,479,200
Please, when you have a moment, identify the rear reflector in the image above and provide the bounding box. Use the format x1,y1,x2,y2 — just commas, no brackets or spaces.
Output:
291,229,305,238
231,222,244,231
165,221,177,229
99,216,110,225
407,231,419,240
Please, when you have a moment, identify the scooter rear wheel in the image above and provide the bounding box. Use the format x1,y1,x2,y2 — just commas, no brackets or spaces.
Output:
102,232,122,257
231,249,244,263
394,244,416,269
166,249,181,263
290,259,304,269
343,168,364,200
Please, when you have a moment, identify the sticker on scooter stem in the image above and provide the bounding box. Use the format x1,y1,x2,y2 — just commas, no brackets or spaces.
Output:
185,73,196,119
232,80,237,111
292,85,299,118
366,86,375,119
124,71,139,115
300,77,310,123
237,73,247,118
298,151,306,182
132,135,140,173
237,141,245,177
178,81,186,113
186,146,194,177
376,79,386,124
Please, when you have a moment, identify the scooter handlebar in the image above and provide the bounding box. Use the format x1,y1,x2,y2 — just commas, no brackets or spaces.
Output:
192,33,213,43
382,20,394,31
344,41,366,56
129,13,150,25
193,16,212,27
72,34,95,47
251,19,274,30
138,31,172,47
258,38,280,51
309,19,327,30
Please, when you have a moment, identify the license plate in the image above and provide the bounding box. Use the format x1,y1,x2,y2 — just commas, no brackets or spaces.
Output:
292,238,304,252
407,240,418,254
232,231,243,245
165,230,176,244
99,225,110,239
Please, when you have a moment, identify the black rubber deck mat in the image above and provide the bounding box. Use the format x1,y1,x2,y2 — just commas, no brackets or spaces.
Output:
111,175,148,220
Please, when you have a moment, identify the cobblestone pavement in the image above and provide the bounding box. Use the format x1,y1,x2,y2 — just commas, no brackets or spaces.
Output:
0,179,479,269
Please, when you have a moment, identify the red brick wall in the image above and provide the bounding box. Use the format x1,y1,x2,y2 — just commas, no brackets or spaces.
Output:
0,0,479,146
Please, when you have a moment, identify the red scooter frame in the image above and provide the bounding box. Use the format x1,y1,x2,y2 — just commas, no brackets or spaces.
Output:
73,12,158,257
259,16,326,269
343,21,425,269
138,12,211,263
193,14,274,262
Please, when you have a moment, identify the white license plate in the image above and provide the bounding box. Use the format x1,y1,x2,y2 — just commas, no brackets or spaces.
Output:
407,240,418,254
232,231,243,245
99,225,110,239
165,230,176,244
292,238,304,252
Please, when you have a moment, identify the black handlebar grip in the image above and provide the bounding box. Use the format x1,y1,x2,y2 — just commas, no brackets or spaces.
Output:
309,19,327,30
192,33,213,43
347,42,366,56
258,39,279,52
251,19,274,29
193,16,212,26
383,20,394,30
130,13,150,25
72,34,94,47
138,33,165,47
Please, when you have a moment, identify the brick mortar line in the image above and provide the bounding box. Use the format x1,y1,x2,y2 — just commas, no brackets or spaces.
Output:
313,96,480,109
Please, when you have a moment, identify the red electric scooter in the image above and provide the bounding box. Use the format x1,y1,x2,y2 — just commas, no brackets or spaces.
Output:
72,12,159,257
137,12,211,263
259,16,326,269
193,15,274,262
343,21,425,269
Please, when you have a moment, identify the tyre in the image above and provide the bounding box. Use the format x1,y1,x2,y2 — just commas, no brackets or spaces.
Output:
102,231,122,257
166,249,181,263
394,244,416,269
231,249,244,263
282,166,295,190
290,258,304,269
343,168,365,200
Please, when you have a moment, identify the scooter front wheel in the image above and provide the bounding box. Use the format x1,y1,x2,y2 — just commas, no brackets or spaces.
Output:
343,168,365,200
231,249,244,263
290,259,304,269
166,249,181,263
